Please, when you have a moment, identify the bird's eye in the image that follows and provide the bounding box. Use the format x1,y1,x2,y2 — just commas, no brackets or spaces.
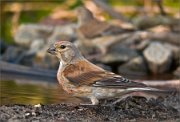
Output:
60,45,66,49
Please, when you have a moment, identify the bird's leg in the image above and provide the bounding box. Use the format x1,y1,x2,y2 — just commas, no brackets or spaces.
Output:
80,96,99,106
110,94,131,105
110,92,159,105
91,96,99,105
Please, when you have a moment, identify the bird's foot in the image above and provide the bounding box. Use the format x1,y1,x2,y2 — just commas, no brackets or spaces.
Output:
80,103,95,106
108,95,131,106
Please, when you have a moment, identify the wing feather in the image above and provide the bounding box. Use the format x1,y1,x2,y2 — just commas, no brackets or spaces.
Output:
63,60,147,88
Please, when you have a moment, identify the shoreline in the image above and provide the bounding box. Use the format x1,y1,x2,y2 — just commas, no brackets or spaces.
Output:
1,95,179,122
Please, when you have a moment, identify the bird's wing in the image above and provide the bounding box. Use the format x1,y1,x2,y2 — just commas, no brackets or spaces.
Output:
92,76,146,88
63,60,147,88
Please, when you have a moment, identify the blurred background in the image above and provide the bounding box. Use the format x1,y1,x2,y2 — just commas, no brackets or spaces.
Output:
0,0,180,105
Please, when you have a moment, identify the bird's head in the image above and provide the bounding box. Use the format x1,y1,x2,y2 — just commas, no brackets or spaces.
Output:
76,6,94,25
47,41,84,64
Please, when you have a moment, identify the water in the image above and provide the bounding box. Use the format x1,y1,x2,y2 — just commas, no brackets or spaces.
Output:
0,73,175,105
0,80,80,105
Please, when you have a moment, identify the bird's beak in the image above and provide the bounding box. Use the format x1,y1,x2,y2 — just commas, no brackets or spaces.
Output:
47,46,56,55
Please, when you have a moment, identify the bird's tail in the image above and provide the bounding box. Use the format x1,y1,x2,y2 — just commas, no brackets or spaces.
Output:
126,87,175,98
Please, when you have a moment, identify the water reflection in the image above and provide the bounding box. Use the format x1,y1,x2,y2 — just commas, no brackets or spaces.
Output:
0,80,80,105
0,72,175,105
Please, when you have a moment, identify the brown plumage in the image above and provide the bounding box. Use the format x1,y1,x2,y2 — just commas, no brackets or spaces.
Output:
47,41,168,105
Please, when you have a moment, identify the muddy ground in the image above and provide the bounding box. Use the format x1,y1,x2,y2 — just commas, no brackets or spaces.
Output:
0,92,180,122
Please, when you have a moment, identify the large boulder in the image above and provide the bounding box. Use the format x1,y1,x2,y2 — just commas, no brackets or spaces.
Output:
143,42,172,74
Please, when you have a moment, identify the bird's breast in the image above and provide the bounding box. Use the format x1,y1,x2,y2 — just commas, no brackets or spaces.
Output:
57,71,92,97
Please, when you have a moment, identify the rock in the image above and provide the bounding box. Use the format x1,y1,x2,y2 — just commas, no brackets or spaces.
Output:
48,24,77,44
133,16,173,30
30,43,59,69
92,33,131,54
148,25,171,33
75,39,100,57
143,42,172,74
163,43,180,66
100,45,138,63
14,24,53,47
96,63,112,71
27,39,45,55
0,40,7,54
33,55,59,69
1,46,26,64
118,56,148,76
173,66,180,78
170,18,180,32
133,39,150,51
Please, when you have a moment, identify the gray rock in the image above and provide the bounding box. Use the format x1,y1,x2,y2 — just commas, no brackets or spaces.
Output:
133,16,173,29
100,46,138,63
1,46,26,64
48,24,77,43
74,39,100,57
163,43,180,66
33,54,59,69
0,40,7,54
173,66,180,78
143,42,172,74
27,39,45,55
14,24,53,47
31,43,59,69
96,63,112,71
118,56,148,76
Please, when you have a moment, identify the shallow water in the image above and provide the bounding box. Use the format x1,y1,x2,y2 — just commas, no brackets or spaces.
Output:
0,72,175,105
0,80,80,105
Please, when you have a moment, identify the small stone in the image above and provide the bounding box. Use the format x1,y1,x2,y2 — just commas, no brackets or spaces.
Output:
34,104,41,108
25,113,30,116
143,42,172,74
31,112,36,116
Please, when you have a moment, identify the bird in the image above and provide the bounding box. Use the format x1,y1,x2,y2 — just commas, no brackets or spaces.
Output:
76,6,133,39
47,41,169,105
75,6,135,58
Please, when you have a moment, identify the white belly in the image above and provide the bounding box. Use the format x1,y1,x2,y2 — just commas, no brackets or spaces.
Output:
92,87,125,99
